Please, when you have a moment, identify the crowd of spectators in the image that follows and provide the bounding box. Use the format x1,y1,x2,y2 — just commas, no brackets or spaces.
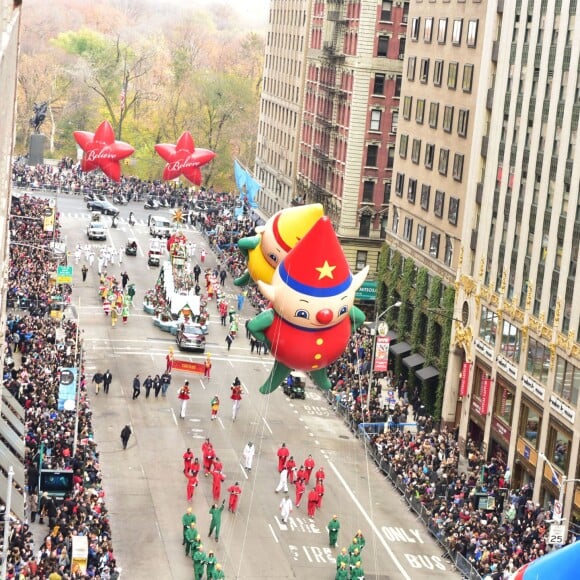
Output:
325,337,577,579
3,193,119,579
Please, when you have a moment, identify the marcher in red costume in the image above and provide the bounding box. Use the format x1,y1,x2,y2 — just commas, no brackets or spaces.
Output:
183,448,194,474
295,478,306,508
202,438,215,476
212,470,226,501
304,455,315,484
307,488,318,518
286,456,297,484
277,443,290,472
227,482,242,513
186,473,198,502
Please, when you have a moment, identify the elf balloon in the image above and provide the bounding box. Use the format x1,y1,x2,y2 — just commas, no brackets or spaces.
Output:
154,131,216,185
248,216,368,393
73,120,135,182
234,203,324,287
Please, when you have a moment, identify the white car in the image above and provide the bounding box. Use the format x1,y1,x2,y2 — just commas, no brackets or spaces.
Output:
149,216,175,238
87,222,107,241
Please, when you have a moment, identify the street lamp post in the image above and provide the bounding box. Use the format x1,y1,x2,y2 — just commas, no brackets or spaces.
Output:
539,452,580,546
366,301,402,420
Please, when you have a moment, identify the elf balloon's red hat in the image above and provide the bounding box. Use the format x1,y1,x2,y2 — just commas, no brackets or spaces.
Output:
278,216,352,298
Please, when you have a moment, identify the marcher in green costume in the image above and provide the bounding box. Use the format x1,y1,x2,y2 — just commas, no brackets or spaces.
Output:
211,562,225,579
205,549,217,578
184,522,198,557
336,547,349,570
327,515,340,547
351,560,365,579
208,500,225,541
353,530,366,551
193,544,206,580
181,508,196,545
349,548,362,570
335,561,349,580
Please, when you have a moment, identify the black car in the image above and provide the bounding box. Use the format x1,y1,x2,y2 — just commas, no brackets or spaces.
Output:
86,199,119,215
282,371,306,399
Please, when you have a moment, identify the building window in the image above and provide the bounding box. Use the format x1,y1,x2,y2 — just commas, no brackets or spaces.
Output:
479,305,498,346
383,181,391,204
415,98,425,124
380,0,393,21
448,196,459,225
444,235,453,266
355,251,368,272
407,56,416,80
416,224,426,249
370,109,382,131
443,105,454,132
362,181,375,203
554,357,580,405
377,36,389,57
411,17,420,41
425,143,435,169
493,382,515,425
359,214,371,237
366,144,379,166
403,96,413,120
411,139,421,164
467,19,479,47
500,320,522,363
519,403,542,448
403,217,413,241
438,149,449,176
547,425,572,472
391,111,398,133
447,61,458,89
373,73,386,95
434,189,445,217
452,19,463,45
424,17,433,42
526,337,550,385
420,184,431,210
387,145,394,168
407,178,417,203
399,134,408,158
395,172,405,196
457,109,469,137
429,102,439,128
437,18,448,43
398,37,406,59
392,206,399,232
462,64,474,92
394,74,402,97
433,59,444,86
419,58,430,83
429,232,440,258
453,153,464,181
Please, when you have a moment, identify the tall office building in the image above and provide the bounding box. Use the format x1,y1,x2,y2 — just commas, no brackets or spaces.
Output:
388,0,580,537
255,0,312,217
256,0,410,283
0,0,25,519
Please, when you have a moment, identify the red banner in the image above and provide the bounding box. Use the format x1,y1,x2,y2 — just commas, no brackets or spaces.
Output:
172,359,205,374
459,362,472,397
480,376,492,415
374,337,391,372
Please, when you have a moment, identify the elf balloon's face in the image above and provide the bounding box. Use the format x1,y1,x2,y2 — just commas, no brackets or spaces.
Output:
259,224,286,270
262,269,363,330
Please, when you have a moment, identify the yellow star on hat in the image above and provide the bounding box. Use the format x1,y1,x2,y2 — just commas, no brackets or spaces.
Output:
316,260,336,280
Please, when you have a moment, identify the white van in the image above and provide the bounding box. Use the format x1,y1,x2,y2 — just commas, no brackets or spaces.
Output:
149,216,175,238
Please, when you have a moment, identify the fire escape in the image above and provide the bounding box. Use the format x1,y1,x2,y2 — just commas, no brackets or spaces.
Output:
297,0,346,227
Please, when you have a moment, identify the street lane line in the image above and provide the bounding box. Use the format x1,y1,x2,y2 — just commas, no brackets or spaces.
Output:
268,524,279,543
170,408,177,426
199,380,206,391
239,464,248,480
262,417,272,435
218,417,225,430
326,457,412,580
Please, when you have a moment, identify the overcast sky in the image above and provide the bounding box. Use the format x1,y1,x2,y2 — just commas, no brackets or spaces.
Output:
190,0,270,28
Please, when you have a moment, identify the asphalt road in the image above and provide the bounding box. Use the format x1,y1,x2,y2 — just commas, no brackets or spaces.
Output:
47,192,459,579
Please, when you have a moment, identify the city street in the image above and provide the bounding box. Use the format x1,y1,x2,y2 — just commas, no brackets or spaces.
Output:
51,193,458,579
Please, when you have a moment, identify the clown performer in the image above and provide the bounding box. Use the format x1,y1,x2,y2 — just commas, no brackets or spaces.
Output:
247,216,368,393
234,203,324,287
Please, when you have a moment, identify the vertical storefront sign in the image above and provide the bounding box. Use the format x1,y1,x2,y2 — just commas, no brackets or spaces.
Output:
480,376,492,415
374,337,391,372
459,362,472,397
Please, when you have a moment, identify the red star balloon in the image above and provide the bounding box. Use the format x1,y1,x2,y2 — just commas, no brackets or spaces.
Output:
154,131,216,185
73,120,135,182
